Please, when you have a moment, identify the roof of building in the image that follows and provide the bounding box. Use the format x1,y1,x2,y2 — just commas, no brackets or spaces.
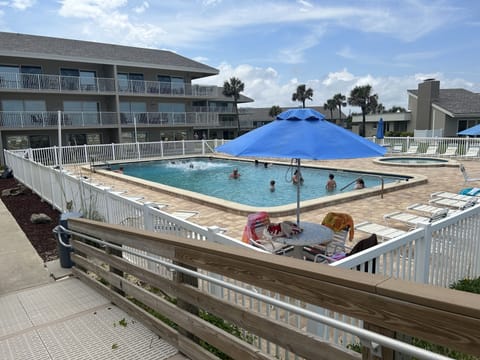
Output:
0,32,218,78
239,106,340,121
408,88,480,115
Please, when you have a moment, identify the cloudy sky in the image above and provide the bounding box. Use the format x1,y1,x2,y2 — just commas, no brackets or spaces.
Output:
1,0,479,112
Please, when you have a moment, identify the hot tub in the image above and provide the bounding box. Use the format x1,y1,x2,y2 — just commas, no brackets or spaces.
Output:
373,157,458,167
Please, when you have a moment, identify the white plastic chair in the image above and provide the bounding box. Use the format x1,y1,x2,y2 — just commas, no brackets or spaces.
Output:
355,221,407,242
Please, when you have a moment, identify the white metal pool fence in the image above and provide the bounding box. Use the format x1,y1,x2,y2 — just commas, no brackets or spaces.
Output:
4,141,480,357
7,136,480,168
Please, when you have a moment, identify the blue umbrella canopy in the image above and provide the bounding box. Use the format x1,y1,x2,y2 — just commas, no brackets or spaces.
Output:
216,108,386,160
215,108,386,224
458,123,480,136
376,118,384,139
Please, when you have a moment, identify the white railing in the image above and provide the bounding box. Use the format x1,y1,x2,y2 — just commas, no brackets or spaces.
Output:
120,111,219,126
21,140,224,166
371,136,480,158
0,111,117,128
4,144,480,357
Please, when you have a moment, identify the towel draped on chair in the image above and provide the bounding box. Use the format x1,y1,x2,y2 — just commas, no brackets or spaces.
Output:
321,212,354,240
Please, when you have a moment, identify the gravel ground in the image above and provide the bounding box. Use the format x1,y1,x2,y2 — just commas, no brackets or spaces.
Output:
1,177,60,262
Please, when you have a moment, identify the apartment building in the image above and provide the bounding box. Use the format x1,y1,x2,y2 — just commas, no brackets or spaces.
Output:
0,31,253,156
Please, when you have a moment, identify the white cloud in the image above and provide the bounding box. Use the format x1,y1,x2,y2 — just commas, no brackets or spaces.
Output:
195,62,478,113
9,0,35,10
133,1,149,14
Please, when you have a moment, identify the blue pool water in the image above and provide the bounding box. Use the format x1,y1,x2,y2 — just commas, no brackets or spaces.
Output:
117,158,406,207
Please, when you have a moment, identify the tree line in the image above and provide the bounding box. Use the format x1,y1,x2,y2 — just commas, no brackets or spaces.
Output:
222,77,405,137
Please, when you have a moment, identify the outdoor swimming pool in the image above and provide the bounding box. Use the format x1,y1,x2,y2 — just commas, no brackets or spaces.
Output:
114,157,409,208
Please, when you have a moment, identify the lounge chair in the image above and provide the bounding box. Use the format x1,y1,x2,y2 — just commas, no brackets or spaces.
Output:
459,164,480,183
464,146,480,158
391,144,403,153
442,144,458,157
429,197,477,210
172,210,199,220
355,221,407,242
424,144,438,156
405,144,419,154
407,203,453,216
384,208,448,230
430,191,477,202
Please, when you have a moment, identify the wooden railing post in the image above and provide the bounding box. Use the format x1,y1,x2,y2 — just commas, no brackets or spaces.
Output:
363,323,395,360
173,261,199,341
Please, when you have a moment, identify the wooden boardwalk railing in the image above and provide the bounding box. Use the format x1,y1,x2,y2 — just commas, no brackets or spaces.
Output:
68,218,480,360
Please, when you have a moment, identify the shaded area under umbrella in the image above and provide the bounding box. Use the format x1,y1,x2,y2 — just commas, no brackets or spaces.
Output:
215,108,387,224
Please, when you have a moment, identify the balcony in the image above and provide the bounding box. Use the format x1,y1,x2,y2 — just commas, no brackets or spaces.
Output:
120,111,220,127
0,72,218,98
118,80,219,98
0,111,117,128
0,72,116,93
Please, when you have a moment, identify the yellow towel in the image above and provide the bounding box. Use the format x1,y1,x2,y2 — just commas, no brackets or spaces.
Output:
321,212,354,241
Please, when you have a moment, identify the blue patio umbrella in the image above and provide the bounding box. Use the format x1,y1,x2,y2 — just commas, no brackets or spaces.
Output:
215,108,387,224
458,123,480,136
376,118,384,140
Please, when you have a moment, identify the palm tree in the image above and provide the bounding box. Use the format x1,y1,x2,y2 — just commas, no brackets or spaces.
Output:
292,84,313,108
348,85,378,137
323,99,336,122
332,93,346,124
222,77,245,136
268,105,282,118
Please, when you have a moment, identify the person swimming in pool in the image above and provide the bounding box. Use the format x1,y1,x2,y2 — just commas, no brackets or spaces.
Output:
229,168,241,179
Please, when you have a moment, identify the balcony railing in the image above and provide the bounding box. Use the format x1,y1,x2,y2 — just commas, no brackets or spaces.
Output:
0,111,117,128
0,72,116,93
0,72,218,98
118,80,218,97
121,111,220,126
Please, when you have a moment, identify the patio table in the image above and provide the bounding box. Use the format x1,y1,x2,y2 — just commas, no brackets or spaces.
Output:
275,222,334,259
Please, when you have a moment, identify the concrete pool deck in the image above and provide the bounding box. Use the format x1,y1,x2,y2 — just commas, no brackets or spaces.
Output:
76,157,480,242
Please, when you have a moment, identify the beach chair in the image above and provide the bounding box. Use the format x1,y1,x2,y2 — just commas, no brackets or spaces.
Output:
464,146,480,158
429,197,477,210
430,191,477,202
442,144,458,157
314,234,378,273
303,212,354,261
242,212,294,255
384,208,448,230
405,144,419,154
459,164,480,183
172,210,199,220
391,144,403,153
355,221,407,242
424,144,438,156
407,203,453,216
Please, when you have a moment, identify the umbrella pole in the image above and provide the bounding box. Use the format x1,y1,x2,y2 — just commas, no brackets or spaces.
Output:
296,158,301,225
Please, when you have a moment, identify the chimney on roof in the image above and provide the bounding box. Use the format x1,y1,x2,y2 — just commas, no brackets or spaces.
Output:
415,78,440,130
419,78,440,100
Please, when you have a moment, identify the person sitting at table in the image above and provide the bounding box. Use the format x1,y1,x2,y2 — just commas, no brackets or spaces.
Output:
229,168,241,179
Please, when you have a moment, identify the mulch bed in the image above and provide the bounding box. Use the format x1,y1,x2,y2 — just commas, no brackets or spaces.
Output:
0,177,60,262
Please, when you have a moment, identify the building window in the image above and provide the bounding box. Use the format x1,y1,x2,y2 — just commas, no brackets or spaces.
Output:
6,135,28,150
117,72,144,93
121,131,148,143
68,133,102,146
29,135,50,148
120,101,147,123
158,75,184,94
64,101,99,125
0,65,20,88
79,70,97,90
